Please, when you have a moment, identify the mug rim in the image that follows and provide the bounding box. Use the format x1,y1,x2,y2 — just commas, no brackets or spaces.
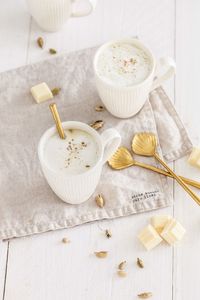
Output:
38,121,104,178
93,38,156,90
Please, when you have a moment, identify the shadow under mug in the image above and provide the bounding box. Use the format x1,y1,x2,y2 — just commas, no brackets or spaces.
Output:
38,121,121,204
93,38,176,119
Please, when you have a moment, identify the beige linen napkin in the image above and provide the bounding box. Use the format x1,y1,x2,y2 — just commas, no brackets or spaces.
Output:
0,47,192,240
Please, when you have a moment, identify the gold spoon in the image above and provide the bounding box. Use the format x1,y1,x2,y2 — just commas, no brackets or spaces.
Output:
108,147,200,189
131,132,200,206
49,103,66,139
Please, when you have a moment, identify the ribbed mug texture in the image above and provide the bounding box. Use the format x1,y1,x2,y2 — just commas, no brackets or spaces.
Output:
27,0,72,32
95,73,154,118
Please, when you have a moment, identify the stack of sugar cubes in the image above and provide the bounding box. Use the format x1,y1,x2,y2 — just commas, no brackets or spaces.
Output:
138,215,186,250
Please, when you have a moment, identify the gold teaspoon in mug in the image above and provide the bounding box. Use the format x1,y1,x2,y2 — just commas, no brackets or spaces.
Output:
49,103,66,139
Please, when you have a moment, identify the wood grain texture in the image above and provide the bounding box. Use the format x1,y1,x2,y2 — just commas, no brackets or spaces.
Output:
4,210,173,300
0,0,30,72
1,0,199,299
0,242,8,300
174,1,200,299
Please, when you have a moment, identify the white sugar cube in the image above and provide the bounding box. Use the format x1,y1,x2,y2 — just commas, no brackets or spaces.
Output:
188,147,200,168
150,215,172,233
31,82,53,103
138,224,163,251
161,218,186,245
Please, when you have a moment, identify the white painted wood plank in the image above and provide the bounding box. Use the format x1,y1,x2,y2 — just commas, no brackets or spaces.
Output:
26,0,127,64
174,1,200,299
27,0,175,65
2,1,175,299
0,0,30,72
5,209,173,300
0,242,8,300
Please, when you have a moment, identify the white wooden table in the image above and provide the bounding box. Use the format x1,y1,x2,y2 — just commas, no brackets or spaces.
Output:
0,1,200,299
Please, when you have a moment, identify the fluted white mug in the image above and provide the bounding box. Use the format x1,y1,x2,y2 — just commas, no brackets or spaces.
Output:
38,121,121,204
93,38,176,118
26,0,97,32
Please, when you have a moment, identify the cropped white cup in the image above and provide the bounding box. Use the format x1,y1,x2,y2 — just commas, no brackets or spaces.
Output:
93,38,176,118
26,0,97,32
38,121,121,204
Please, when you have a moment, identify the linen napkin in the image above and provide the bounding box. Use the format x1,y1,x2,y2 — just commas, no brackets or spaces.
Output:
0,47,192,240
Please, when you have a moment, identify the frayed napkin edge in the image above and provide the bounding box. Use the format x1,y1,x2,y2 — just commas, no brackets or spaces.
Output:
151,87,193,162
1,197,172,240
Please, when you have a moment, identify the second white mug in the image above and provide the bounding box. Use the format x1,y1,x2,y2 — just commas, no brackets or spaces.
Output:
93,38,176,119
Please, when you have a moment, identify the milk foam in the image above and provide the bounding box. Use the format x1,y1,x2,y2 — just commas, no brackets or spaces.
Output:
97,42,152,87
44,129,99,175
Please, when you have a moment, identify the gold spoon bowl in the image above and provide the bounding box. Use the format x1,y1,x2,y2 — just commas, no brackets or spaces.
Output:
108,147,134,169
132,132,157,156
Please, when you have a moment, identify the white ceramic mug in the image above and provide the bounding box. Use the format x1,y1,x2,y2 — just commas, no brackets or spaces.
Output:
93,38,176,118
38,121,121,204
26,0,97,32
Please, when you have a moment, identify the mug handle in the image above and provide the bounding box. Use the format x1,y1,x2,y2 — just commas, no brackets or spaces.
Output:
101,128,121,164
150,57,176,91
71,0,96,17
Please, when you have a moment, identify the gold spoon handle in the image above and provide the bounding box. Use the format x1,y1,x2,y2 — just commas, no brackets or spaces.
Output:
49,103,66,139
154,153,200,206
134,161,200,189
